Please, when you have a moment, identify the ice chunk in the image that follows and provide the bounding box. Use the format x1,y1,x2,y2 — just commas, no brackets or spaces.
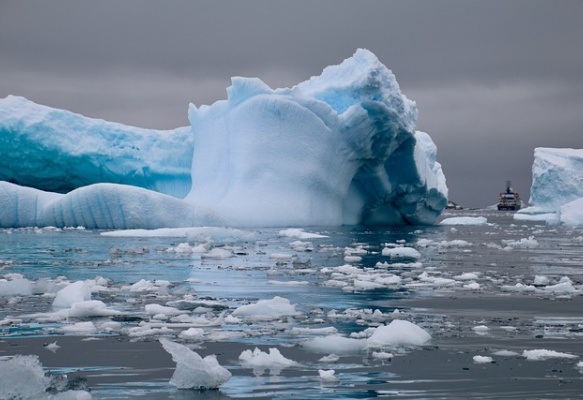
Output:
440,216,487,225
0,355,51,398
238,347,297,375
0,49,447,229
367,319,431,347
65,300,121,318
159,337,231,389
231,296,298,320
45,341,61,353
179,328,205,341
318,369,338,381
52,281,91,309
381,246,421,260
473,355,493,364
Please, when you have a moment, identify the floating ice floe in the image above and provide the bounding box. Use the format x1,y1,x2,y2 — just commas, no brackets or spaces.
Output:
231,296,299,320
473,355,493,364
367,320,432,347
239,347,297,376
304,319,431,354
522,349,578,361
159,338,231,389
381,247,421,260
318,369,338,381
472,325,490,335
279,228,329,239
501,236,539,249
440,217,488,225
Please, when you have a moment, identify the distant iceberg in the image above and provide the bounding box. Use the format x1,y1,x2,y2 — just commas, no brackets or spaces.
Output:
0,49,447,229
516,147,583,225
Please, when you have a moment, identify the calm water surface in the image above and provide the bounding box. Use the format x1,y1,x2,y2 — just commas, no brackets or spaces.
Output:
1,211,582,399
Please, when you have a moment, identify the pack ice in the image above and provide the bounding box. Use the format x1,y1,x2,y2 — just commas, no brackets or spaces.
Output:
0,49,448,228
516,148,583,225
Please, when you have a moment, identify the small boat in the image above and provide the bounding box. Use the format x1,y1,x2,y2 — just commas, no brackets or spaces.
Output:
497,181,521,211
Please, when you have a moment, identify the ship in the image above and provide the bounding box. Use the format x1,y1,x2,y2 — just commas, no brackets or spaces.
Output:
497,181,521,211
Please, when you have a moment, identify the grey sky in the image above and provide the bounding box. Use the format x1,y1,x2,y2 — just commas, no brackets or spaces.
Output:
1,0,582,208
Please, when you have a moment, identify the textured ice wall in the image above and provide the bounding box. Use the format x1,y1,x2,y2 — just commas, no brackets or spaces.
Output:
528,148,583,211
0,95,193,198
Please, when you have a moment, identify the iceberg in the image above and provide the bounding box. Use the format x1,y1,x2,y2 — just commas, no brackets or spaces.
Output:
0,49,447,229
516,148,583,225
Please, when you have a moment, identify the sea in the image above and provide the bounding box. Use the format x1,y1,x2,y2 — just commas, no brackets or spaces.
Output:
1,210,582,399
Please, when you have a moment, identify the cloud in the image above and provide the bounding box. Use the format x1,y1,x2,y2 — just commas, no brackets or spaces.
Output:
1,0,583,207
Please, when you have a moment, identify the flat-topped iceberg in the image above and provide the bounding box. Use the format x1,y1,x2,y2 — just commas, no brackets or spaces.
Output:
0,49,447,229
0,95,193,198
516,148,583,225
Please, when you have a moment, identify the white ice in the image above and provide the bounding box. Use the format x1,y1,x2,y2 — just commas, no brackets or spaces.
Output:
159,337,231,389
440,217,488,225
303,319,431,354
238,347,297,376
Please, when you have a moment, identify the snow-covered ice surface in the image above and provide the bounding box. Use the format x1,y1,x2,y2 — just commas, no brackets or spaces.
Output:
1,211,583,398
0,49,447,229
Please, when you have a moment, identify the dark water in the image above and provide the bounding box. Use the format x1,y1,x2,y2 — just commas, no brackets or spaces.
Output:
1,211,582,399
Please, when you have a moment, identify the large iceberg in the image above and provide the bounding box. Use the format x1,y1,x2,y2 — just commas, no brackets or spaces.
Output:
0,49,447,229
516,147,583,225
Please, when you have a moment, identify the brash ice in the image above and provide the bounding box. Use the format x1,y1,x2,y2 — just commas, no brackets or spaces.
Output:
0,49,448,229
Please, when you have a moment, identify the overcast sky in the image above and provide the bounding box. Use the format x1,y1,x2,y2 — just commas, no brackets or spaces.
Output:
1,0,582,208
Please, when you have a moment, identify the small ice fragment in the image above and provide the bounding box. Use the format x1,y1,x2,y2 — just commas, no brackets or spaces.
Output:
179,328,205,341
381,247,421,260
492,350,519,357
319,354,340,362
44,340,60,353
440,216,487,225
473,355,493,364
472,325,489,335
372,351,393,360
318,369,337,381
